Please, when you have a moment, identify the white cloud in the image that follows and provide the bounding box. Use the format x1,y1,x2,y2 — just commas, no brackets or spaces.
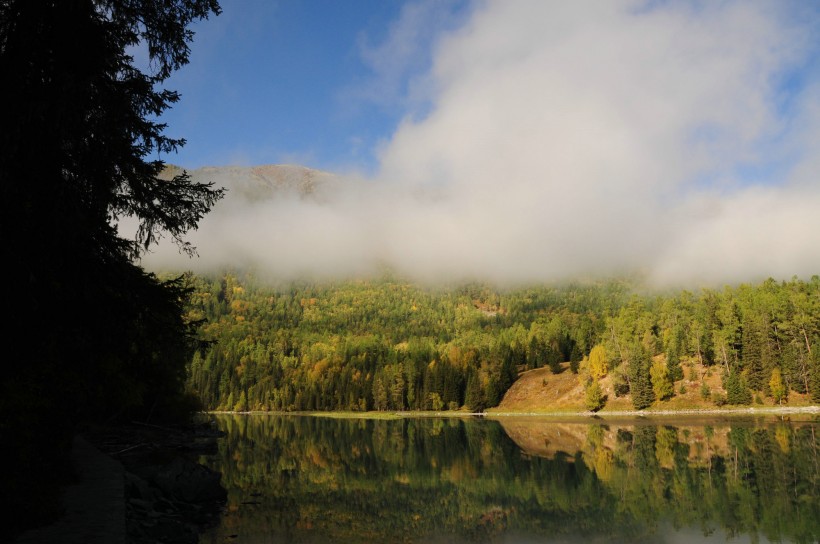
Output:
143,0,820,287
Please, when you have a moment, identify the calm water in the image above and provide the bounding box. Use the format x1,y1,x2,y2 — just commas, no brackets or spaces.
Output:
199,414,819,544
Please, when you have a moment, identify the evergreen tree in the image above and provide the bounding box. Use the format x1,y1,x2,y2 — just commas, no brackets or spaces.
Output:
569,344,583,374
723,372,752,405
465,373,485,412
809,352,820,403
629,345,655,410
665,324,685,381
742,314,766,390
1,0,222,535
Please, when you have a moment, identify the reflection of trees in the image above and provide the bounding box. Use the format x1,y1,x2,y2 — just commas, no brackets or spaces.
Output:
202,416,819,544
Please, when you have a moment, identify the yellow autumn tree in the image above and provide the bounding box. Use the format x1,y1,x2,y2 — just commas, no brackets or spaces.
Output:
769,367,787,405
588,345,608,380
650,359,673,401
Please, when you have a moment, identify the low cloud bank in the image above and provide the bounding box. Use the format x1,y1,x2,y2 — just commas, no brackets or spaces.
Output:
142,1,820,288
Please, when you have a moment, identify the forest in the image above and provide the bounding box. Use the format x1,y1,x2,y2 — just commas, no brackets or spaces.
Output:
180,272,820,413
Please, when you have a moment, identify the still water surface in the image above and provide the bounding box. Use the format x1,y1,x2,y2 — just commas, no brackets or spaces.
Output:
200,414,819,544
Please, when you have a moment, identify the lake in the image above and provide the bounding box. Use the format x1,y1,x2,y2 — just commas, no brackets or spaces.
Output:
199,413,819,544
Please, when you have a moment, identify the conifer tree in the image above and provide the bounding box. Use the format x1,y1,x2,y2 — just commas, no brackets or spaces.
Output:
629,345,655,410
2,1,222,535
724,372,752,405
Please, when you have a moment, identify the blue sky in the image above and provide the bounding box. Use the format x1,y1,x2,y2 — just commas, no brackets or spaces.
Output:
159,0,469,173
146,1,820,286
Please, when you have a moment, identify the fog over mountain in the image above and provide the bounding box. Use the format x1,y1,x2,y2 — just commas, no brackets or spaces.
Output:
140,2,820,288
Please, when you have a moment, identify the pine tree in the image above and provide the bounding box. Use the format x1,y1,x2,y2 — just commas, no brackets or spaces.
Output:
569,344,582,374
742,314,766,391
665,325,684,381
2,1,222,535
809,352,820,403
629,345,655,410
465,373,485,412
724,372,752,405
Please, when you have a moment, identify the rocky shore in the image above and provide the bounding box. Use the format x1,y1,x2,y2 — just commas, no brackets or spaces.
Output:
84,419,227,544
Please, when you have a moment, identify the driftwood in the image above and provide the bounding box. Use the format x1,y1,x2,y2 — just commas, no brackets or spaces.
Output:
112,443,148,456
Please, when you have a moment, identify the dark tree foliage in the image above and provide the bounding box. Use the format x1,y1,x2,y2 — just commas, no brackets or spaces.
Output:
665,324,684,381
723,372,752,405
628,345,655,410
811,354,820,403
0,0,222,536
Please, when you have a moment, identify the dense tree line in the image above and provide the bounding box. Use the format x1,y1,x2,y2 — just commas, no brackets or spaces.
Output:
182,272,819,412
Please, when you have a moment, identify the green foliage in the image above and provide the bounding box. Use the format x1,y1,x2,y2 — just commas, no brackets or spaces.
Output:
180,274,820,414
810,348,820,403
711,392,728,406
612,372,630,397
569,344,582,374
723,372,752,405
664,324,685,381
183,274,616,412
628,346,655,410
584,379,606,412
769,367,786,405
650,359,673,401
465,373,485,412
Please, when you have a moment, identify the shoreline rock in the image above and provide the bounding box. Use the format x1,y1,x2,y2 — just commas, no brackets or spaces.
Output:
84,419,227,544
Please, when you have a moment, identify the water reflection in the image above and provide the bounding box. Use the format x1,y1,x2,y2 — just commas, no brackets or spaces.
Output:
200,415,819,544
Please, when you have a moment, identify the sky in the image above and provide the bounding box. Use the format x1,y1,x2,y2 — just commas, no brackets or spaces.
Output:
142,0,820,288
158,0,470,173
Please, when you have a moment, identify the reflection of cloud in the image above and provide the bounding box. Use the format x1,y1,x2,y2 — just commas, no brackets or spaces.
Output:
144,1,820,287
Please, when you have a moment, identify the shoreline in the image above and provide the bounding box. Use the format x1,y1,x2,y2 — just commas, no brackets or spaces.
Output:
487,405,820,418
206,405,820,420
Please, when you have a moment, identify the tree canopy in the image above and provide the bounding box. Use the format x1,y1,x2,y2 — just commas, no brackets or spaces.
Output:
180,272,819,414
1,0,222,535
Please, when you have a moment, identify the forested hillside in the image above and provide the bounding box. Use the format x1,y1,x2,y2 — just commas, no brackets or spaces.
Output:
182,273,820,412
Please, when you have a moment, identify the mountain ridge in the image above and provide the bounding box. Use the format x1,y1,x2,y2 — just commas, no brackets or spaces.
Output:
160,162,339,201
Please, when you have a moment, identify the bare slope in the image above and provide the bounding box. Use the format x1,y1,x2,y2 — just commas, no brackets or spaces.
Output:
492,359,815,413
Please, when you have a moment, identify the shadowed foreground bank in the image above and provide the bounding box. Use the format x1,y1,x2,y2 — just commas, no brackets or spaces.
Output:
12,423,226,544
13,437,125,544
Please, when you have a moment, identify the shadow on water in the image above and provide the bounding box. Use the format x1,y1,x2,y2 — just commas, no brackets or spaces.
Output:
199,414,819,544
